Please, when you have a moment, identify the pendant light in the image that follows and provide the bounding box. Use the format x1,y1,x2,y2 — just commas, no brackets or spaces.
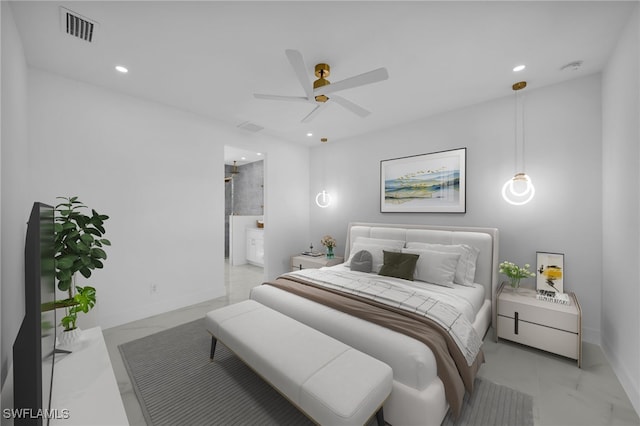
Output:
315,137,333,208
315,190,332,208
502,81,535,205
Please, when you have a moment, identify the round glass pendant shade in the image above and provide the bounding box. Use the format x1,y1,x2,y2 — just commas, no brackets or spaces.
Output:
501,173,535,205
315,190,332,208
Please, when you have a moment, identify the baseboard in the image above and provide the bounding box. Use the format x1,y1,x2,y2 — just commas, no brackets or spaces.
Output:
601,337,640,417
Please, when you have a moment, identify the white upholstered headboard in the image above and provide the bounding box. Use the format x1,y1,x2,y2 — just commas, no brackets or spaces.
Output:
344,222,499,327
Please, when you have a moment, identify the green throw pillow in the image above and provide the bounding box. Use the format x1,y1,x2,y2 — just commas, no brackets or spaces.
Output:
378,250,419,281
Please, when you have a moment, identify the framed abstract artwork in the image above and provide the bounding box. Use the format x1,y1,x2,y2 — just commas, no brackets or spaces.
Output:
536,251,564,293
380,148,466,213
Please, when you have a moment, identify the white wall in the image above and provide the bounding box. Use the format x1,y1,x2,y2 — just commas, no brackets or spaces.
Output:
263,142,310,279
602,4,640,414
27,69,228,329
0,2,30,386
25,69,309,330
0,4,310,383
310,75,603,344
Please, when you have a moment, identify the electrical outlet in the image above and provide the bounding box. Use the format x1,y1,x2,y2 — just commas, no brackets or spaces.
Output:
150,283,158,294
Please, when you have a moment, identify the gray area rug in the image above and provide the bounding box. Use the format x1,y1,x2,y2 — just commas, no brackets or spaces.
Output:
441,377,533,426
119,318,533,426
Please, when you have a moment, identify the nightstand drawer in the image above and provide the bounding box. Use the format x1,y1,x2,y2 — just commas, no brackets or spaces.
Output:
292,257,324,270
497,315,579,360
498,298,579,333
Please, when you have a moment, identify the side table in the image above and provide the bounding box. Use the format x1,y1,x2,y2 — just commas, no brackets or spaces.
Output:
497,283,582,367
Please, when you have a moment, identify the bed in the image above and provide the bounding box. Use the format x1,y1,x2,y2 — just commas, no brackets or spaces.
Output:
250,222,499,425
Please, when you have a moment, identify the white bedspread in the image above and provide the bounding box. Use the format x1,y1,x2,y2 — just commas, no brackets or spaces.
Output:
325,265,486,322
284,267,482,366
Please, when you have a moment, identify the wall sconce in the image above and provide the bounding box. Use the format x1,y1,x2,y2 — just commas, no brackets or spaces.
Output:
502,81,535,206
315,190,332,208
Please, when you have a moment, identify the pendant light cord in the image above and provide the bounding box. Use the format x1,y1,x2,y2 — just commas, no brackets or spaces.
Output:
521,91,526,173
503,81,535,206
513,87,526,173
514,89,519,173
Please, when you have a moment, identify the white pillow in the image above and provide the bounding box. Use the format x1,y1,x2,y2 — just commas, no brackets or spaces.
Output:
402,248,461,288
405,242,479,286
346,242,403,273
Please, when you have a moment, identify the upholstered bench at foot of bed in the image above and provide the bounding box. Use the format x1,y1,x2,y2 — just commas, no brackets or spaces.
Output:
205,300,393,426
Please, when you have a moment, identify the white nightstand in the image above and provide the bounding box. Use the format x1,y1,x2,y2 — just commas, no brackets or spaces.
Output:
497,283,582,367
290,254,344,271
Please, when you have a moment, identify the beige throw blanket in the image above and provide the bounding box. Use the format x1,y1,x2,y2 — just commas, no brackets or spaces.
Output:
266,276,484,419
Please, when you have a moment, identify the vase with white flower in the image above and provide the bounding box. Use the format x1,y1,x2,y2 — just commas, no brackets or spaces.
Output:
320,235,336,259
499,260,535,291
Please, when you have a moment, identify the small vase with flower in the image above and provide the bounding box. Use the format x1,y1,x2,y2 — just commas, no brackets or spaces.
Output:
499,260,535,292
320,235,336,259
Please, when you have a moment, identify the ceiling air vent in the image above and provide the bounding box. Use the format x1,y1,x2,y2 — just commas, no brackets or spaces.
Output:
237,121,264,133
60,7,98,43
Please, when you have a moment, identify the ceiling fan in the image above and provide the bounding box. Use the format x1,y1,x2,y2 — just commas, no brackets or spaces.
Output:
254,49,389,123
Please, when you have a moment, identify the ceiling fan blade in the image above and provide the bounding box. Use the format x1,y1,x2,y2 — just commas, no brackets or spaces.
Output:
314,67,389,95
254,94,310,103
330,95,371,118
285,49,314,101
301,102,330,123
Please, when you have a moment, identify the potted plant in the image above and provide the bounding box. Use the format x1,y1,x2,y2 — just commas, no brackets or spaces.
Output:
54,196,110,339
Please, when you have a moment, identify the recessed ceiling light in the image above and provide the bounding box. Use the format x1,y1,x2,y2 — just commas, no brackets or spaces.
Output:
256,152,262,156
115,65,128,73
513,64,526,72
307,132,313,137
241,157,246,160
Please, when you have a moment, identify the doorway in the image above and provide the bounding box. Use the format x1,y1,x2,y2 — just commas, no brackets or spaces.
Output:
224,146,265,273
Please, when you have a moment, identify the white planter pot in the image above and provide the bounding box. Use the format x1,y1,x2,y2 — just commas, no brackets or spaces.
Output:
57,327,82,348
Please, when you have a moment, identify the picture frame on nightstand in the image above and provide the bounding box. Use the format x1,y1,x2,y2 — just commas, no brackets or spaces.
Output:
536,251,564,293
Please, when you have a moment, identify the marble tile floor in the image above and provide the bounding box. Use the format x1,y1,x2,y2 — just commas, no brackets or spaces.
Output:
480,329,639,426
103,264,640,426
103,261,265,426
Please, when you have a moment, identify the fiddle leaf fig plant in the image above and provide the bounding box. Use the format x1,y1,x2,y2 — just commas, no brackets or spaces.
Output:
54,196,110,331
